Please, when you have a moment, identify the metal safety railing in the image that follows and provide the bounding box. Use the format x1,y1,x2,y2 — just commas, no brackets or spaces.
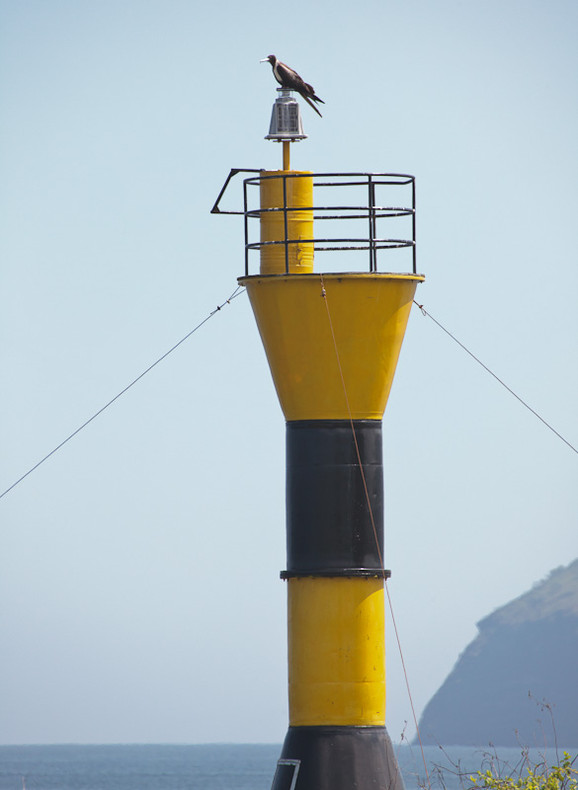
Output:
211,170,417,276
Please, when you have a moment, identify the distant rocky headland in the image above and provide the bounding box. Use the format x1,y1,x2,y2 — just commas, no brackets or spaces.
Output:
416,559,578,746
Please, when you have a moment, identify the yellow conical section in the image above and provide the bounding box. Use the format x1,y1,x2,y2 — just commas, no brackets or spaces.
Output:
238,272,424,421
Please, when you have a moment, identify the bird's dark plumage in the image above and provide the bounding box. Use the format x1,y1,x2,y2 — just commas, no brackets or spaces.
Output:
260,55,324,117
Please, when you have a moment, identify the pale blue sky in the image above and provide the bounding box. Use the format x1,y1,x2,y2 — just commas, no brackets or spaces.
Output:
1,0,577,745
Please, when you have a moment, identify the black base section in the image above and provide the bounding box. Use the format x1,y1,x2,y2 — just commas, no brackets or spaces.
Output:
286,420,384,574
271,726,405,790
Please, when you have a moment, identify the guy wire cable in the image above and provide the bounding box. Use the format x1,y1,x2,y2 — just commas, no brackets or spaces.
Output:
414,302,577,455
0,285,246,501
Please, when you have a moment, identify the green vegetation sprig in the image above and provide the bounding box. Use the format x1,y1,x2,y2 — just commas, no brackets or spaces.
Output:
470,753,578,790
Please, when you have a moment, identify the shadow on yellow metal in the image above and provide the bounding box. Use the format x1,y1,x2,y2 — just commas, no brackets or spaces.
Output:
238,272,424,421
288,577,385,726
259,171,314,275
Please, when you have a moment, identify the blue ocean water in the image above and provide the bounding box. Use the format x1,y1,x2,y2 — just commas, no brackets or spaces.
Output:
0,744,573,790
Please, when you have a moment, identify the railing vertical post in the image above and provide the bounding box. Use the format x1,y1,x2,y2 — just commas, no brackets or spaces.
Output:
368,175,377,272
243,179,249,277
412,177,417,274
283,174,289,274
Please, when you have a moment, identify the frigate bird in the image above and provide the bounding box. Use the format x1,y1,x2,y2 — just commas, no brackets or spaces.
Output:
260,55,324,117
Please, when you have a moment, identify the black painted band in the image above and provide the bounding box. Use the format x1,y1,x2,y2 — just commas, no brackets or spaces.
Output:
286,420,384,574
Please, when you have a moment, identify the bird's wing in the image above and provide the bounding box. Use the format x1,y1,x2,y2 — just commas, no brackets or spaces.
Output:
277,61,302,88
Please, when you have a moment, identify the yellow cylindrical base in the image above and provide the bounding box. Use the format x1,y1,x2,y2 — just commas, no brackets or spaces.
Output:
288,577,386,726
260,171,314,275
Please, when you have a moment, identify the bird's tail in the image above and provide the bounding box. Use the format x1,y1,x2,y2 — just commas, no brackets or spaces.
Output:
305,82,325,104
303,93,323,117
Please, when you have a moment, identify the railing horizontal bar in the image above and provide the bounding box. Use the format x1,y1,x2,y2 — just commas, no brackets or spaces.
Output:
313,180,414,188
211,210,246,215
310,172,414,179
313,244,412,251
244,171,414,179
244,179,414,190
247,238,414,249
314,213,413,220
247,205,414,215
246,212,413,222
314,206,413,212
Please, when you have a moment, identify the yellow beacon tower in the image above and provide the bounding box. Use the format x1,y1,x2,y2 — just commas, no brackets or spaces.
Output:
212,87,424,790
